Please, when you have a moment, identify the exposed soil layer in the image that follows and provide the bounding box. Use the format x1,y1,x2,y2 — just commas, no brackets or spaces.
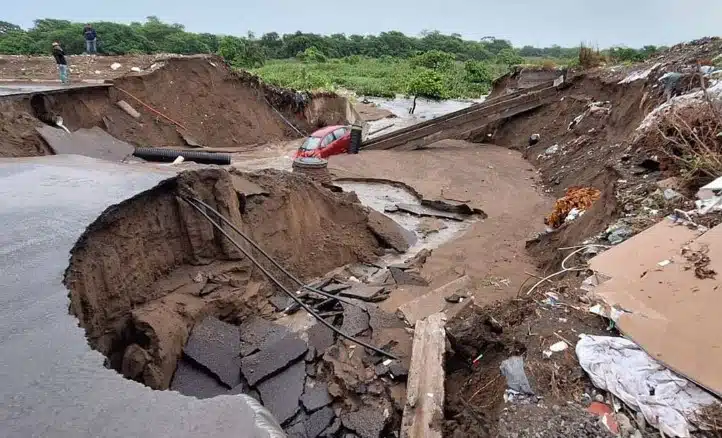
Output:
477,74,662,268
443,277,610,437
64,168,384,389
0,56,359,157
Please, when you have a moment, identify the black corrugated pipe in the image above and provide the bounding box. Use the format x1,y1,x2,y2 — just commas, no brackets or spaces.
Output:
133,147,231,165
348,124,362,154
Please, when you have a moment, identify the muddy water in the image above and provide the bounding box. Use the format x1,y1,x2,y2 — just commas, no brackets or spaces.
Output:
335,181,473,268
365,96,486,139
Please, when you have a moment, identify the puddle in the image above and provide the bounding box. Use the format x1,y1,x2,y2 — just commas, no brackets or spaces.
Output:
335,181,474,271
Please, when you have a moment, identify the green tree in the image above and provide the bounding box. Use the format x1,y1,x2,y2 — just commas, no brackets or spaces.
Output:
297,46,327,63
496,48,524,66
218,35,265,68
407,68,449,114
464,60,492,84
410,50,455,71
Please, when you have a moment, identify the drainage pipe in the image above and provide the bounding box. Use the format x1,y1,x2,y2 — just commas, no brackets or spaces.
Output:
133,147,231,165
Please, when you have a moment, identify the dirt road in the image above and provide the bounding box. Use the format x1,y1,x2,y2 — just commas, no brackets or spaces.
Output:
330,140,552,306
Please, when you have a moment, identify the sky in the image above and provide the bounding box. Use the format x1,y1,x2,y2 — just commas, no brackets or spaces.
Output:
5,0,722,48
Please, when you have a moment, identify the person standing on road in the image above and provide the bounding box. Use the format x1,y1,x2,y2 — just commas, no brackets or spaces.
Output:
52,42,69,84
83,24,97,54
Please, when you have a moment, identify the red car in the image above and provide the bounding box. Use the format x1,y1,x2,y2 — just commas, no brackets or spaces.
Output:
294,125,351,159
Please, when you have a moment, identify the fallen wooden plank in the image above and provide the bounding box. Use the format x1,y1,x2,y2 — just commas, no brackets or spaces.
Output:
397,275,472,324
401,313,446,438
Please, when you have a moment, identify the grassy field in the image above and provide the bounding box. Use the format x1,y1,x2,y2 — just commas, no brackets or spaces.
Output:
252,57,513,99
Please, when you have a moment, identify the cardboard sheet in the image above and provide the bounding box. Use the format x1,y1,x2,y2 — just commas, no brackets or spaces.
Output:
590,219,722,396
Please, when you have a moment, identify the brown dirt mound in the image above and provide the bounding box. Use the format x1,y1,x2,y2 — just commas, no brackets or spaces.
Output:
64,168,384,388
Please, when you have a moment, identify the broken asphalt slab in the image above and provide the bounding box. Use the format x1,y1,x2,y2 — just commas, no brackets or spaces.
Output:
170,357,228,399
341,402,390,438
339,285,386,301
341,302,371,337
238,316,290,357
183,316,241,388
256,360,306,425
241,332,308,386
305,406,336,438
306,321,336,358
300,379,333,412
366,210,417,252
389,267,429,286
387,203,466,221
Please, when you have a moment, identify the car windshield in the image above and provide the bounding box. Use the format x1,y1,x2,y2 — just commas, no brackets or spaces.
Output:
300,137,322,150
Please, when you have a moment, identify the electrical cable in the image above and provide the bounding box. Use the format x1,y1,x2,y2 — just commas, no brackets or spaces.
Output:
186,196,363,308
181,196,398,360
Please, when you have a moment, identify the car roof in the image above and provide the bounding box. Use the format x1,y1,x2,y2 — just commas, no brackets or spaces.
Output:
310,125,346,138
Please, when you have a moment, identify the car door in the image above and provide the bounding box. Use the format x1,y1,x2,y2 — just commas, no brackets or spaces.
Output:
316,133,336,158
324,128,350,157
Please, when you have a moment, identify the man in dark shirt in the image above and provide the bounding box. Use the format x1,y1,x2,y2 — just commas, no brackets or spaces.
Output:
83,24,97,54
52,42,69,84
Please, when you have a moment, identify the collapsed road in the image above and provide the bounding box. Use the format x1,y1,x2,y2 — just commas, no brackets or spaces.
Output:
0,156,279,437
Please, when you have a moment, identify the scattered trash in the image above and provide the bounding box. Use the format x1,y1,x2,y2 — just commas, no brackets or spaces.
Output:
548,341,568,353
657,259,672,267
110,62,122,71
546,187,601,229
500,356,534,395
544,144,559,155
564,207,584,223
664,188,683,201
587,401,620,435
605,223,634,245
576,335,717,437
130,66,142,72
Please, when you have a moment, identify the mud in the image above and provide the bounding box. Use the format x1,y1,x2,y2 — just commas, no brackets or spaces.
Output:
63,168,385,389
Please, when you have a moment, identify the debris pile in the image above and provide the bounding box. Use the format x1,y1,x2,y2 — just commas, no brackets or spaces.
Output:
545,187,601,228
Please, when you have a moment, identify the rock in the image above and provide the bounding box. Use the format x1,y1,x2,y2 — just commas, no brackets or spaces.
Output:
121,344,151,380
656,177,681,190
417,217,448,236
341,303,371,336
328,382,343,398
388,361,409,380
367,210,417,252
169,357,228,399
241,333,308,386
663,188,683,201
444,293,463,303
389,267,428,286
306,363,317,378
183,316,241,388
110,62,122,70
300,379,333,412
256,360,306,425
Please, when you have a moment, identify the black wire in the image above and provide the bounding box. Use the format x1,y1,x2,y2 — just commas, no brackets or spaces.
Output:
186,196,364,309
181,196,398,360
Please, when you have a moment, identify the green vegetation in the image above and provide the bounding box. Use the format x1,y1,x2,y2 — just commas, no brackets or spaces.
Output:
0,18,666,98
